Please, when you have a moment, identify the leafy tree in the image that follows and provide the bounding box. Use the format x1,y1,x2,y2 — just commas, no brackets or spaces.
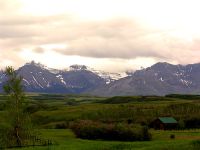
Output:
0,66,33,148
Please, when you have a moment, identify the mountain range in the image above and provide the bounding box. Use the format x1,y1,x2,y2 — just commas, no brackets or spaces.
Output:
1,61,200,96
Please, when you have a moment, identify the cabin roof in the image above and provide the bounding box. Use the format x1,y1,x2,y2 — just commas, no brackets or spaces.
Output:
158,117,177,124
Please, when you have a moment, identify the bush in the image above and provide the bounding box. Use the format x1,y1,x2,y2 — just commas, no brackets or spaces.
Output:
178,120,185,129
65,99,78,106
42,121,68,129
170,134,175,139
55,122,68,129
70,120,151,141
192,140,200,150
185,118,200,129
0,102,6,111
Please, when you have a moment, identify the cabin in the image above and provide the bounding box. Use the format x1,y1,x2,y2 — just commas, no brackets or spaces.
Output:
150,117,178,130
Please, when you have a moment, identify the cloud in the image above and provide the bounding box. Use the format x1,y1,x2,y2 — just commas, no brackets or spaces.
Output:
0,0,200,72
38,18,169,59
32,47,45,53
0,0,21,13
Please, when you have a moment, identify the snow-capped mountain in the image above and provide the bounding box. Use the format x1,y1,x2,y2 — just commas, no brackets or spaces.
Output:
91,62,200,96
1,61,200,96
0,61,124,94
25,61,60,74
17,61,68,93
65,64,127,84
88,68,127,84
14,61,108,93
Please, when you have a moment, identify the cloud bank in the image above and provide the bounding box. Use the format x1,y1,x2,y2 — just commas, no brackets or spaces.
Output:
0,0,200,72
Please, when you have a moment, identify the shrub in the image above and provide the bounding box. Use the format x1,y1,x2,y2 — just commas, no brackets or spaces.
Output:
170,134,175,139
178,120,185,129
55,122,68,129
65,101,78,106
185,118,200,128
70,120,151,141
192,140,200,150
42,121,68,129
142,126,152,141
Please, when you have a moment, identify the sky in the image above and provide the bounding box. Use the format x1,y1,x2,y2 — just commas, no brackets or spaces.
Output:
1,0,200,72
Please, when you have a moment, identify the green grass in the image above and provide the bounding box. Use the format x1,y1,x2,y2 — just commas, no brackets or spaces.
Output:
10,129,200,150
31,101,200,128
1,94,200,149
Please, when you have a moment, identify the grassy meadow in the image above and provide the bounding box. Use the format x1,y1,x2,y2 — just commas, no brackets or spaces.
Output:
11,129,200,150
1,94,200,149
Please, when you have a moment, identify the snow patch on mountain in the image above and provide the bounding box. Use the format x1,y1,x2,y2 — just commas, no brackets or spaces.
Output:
32,75,43,88
56,74,67,85
63,64,128,84
180,79,192,86
159,77,164,82
85,67,127,84
23,79,30,85
174,72,184,76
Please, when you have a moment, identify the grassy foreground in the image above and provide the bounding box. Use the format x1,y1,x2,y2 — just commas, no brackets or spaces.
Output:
1,94,200,149
11,129,200,150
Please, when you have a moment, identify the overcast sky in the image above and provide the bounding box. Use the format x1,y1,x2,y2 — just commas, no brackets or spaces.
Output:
1,0,200,72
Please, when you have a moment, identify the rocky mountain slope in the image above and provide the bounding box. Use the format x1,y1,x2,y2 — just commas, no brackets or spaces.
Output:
0,61,125,94
91,62,200,96
1,61,200,96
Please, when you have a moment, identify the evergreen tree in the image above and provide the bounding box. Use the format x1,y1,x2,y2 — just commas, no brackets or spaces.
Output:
0,66,33,148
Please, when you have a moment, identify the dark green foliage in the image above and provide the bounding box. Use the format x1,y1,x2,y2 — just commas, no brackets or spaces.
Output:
26,96,200,130
1,93,200,133
97,144,134,150
25,103,47,114
29,94,66,101
100,96,174,104
0,101,6,110
25,101,58,114
162,103,200,129
178,120,185,129
0,67,35,148
185,118,200,129
192,140,200,150
65,99,78,106
170,134,175,139
55,122,68,129
166,94,200,100
70,120,152,141
100,96,141,104
142,126,152,140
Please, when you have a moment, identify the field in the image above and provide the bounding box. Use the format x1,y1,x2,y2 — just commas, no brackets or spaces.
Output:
1,94,200,149
11,129,200,150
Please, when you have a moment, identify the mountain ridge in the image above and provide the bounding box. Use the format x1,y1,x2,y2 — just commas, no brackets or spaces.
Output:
1,61,200,96
91,62,200,96
0,61,126,94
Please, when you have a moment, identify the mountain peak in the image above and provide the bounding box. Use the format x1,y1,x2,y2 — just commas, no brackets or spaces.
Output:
69,65,88,71
25,61,46,68
153,62,172,66
24,61,59,74
149,62,175,70
2,61,200,96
